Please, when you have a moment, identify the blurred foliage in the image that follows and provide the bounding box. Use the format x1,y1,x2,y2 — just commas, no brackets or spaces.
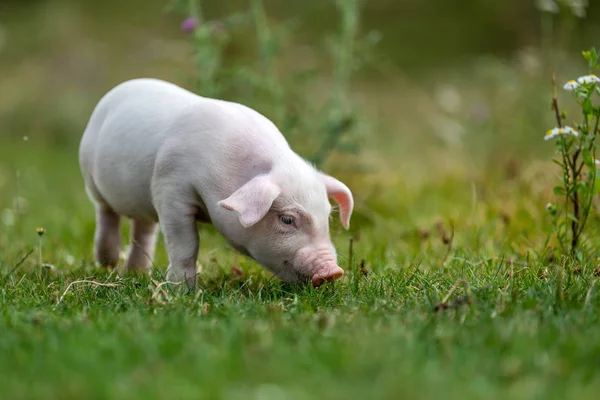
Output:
164,0,375,168
0,0,600,206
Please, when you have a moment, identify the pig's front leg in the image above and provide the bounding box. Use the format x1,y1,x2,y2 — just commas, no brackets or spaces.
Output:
159,204,200,288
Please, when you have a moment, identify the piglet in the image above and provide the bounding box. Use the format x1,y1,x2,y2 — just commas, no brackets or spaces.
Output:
79,78,353,287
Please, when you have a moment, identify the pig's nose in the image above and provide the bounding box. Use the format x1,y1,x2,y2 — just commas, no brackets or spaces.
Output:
311,265,344,287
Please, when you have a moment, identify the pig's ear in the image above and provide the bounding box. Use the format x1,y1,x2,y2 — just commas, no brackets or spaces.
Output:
218,175,281,228
319,173,354,230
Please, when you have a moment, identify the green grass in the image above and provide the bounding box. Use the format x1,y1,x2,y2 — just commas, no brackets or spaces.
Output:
2,132,600,400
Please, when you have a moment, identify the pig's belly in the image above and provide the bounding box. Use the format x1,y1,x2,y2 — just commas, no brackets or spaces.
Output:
95,173,157,221
92,145,159,222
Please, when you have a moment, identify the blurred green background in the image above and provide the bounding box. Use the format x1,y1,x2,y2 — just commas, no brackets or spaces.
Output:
1,0,600,237
1,0,599,153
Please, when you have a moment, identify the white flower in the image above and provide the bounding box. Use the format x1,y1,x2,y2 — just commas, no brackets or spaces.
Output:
563,74,599,91
576,74,600,85
544,126,579,140
563,80,579,91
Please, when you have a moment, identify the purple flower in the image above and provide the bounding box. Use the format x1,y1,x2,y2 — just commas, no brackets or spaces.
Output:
181,17,198,33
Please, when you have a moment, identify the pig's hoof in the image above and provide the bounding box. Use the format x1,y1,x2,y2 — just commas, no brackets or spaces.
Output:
166,267,199,290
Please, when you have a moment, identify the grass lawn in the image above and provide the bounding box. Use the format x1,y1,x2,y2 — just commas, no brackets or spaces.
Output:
2,126,600,400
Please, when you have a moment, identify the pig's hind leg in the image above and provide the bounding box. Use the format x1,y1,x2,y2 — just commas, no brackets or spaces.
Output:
126,219,158,272
94,205,121,267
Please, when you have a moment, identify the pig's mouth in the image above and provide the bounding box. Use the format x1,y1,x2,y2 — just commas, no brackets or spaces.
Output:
310,265,344,287
285,249,345,287
276,262,344,287
286,263,344,287
281,261,312,285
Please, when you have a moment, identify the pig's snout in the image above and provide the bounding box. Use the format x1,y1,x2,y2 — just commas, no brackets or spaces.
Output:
293,246,344,287
287,244,344,287
311,265,344,287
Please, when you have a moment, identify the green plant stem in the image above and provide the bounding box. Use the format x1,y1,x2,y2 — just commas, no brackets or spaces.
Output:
311,0,360,167
552,91,571,252
559,140,570,253
38,237,43,266
570,145,581,255
250,0,284,125
188,0,222,98
576,114,600,240
189,0,199,19
330,0,358,119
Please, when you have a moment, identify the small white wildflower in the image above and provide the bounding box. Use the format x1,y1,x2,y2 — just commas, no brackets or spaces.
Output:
564,126,578,135
545,128,560,140
563,80,579,91
595,159,600,167
536,0,559,13
544,126,579,140
23,136,29,141
576,74,600,85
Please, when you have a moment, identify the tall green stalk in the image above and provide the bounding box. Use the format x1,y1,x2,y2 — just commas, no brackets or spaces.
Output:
311,0,360,167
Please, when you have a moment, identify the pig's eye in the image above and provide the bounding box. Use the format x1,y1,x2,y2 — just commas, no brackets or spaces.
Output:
280,215,295,226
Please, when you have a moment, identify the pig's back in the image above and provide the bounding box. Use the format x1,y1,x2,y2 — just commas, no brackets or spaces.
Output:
80,78,292,221
79,78,202,220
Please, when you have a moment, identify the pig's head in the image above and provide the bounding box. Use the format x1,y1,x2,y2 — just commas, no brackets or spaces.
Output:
217,165,353,287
